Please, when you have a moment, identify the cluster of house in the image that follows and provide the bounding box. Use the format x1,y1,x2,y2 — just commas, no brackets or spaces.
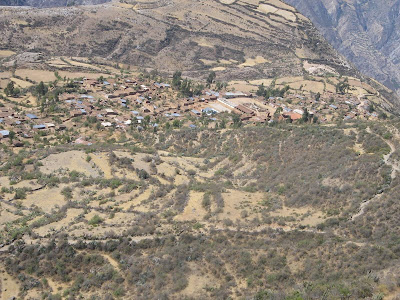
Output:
0,76,382,147
0,107,66,147
0,78,260,146
61,78,275,128
265,91,379,122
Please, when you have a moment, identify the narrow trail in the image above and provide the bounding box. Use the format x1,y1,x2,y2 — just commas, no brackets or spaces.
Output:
278,141,284,164
352,126,399,220
384,138,400,179
352,194,383,221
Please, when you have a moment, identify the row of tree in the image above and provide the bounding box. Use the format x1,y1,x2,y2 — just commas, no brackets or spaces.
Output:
172,71,204,97
256,83,290,99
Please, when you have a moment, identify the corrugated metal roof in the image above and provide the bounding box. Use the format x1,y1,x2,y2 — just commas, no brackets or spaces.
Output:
26,114,38,119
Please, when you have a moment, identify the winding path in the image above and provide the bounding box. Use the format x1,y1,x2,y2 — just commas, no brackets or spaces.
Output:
352,126,399,220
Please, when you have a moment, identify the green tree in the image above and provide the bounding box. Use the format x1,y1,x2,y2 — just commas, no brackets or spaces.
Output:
336,78,350,94
368,103,375,113
206,71,216,87
215,81,227,91
302,108,309,122
274,107,283,118
4,81,14,96
257,84,289,99
8,131,16,142
256,83,266,97
4,81,20,97
172,71,182,88
172,119,180,128
35,81,48,97
231,113,242,128
193,83,204,96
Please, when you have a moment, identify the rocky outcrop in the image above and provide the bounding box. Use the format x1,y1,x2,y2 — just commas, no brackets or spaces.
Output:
284,0,400,95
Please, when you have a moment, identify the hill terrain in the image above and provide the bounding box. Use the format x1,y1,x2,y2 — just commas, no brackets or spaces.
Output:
284,0,400,97
0,56,398,299
0,0,110,7
0,1,400,299
2,0,399,106
0,0,353,80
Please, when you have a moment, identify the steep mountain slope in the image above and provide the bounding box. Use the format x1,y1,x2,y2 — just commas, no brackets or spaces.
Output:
284,0,400,95
0,0,354,82
3,0,400,107
0,0,110,7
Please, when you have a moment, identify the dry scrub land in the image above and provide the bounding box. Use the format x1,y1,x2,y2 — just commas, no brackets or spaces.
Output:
0,0,399,299
0,120,400,299
0,56,399,299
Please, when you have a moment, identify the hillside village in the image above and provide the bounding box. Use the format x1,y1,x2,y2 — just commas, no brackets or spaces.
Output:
1,0,400,298
0,71,388,148
0,70,399,298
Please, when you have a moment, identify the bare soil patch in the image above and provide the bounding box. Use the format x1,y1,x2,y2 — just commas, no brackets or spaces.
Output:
25,185,67,213
40,150,101,177
175,191,206,221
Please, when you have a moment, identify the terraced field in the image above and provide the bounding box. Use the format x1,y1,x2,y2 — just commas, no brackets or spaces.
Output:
0,0,354,82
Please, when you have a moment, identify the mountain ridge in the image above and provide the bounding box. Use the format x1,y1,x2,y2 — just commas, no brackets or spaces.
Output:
0,0,110,7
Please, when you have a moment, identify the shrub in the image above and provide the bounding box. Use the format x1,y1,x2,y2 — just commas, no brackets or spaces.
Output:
15,188,27,200
202,193,211,209
89,215,103,226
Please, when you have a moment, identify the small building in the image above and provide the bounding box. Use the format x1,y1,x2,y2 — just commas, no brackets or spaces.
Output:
106,94,118,99
293,109,304,115
224,91,248,99
202,108,218,115
101,122,112,127
33,124,46,130
191,109,201,116
0,130,10,138
240,114,253,121
74,137,93,145
105,109,118,116
236,105,255,115
26,113,38,120
282,112,302,121
125,88,136,95
56,125,67,131
72,110,84,117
